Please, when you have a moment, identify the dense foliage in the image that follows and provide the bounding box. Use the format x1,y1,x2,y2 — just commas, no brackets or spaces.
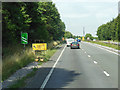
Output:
64,31,82,39
64,31,73,39
2,2,65,47
97,14,120,41
85,33,93,40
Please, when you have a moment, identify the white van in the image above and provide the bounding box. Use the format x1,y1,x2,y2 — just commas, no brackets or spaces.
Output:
66,38,74,47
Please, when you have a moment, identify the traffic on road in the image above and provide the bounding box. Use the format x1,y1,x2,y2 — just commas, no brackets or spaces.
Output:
2,1,119,90
23,40,118,88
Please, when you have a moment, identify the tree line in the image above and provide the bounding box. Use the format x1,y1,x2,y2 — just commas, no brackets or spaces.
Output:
64,31,82,39
2,2,65,47
97,14,120,41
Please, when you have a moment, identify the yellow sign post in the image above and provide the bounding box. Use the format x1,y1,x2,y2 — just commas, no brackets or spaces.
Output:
32,43,47,62
82,36,85,41
32,43,47,51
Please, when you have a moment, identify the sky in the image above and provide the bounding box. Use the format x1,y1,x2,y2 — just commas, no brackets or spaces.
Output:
52,0,119,37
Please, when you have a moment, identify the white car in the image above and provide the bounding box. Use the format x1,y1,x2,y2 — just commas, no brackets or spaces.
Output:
66,38,74,47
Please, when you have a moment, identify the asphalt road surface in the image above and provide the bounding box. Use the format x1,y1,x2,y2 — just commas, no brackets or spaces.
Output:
25,42,118,89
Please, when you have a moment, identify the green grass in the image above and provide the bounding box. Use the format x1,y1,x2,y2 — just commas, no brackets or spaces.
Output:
45,48,57,60
2,47,36,81
2,42,58,81
87,41,120,50
7,48,57,88
36,48,57,65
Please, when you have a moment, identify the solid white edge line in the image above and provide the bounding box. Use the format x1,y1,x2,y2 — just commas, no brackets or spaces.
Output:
103,71,110,77
40,45,66,89
96,45,119,56
93,61,98,64
86,42,120,56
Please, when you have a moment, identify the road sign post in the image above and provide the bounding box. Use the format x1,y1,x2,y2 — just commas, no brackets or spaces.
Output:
21,32,28,44
21,32,28,51
82,36,85,41
32,43,47,51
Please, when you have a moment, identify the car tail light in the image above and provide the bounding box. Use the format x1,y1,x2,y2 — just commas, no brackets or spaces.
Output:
71,44,73,46
77,44,79,46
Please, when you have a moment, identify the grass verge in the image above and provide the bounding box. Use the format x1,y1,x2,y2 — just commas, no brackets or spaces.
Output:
3,46,58,88
8,67,38,88
87,41,120,50
35,48,57,64
2,46,36,81
2,41,60,81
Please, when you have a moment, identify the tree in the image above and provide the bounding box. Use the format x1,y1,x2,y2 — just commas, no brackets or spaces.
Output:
64,31,73,38
97,15,119,41
85,33,93,40
2,2,66,47
2,2,31,46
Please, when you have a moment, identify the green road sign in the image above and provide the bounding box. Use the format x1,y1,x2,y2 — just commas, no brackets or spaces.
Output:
21,33,28,44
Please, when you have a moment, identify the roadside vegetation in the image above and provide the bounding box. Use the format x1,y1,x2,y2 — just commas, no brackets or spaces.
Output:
85,14,120,49
97,14,120,41
64,31,82,39
2,2,65,81
87,41,120,50
2,45,35,81
7,43,60,88
2,41,61,81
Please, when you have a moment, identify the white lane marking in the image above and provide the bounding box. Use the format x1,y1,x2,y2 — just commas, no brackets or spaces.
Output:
88,55,91,57
103,71,110,77
85,52,86,53
96,46,120,56
85,42,120,56
40,45,66,89
93,61,98,64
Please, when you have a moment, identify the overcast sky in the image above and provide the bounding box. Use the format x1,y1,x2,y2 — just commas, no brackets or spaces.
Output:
52,0,119,37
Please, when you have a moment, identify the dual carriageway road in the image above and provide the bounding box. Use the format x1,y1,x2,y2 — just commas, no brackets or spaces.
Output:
25,42,119,89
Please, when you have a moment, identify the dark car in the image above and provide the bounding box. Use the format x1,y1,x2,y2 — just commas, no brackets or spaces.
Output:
70,42,80,49
77,39,81,42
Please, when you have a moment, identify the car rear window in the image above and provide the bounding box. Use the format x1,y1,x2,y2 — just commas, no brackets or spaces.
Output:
72,42,78,44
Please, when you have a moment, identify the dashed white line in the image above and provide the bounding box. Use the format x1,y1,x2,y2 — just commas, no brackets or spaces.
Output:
40,45,66,89
103,71,110,77
88,55,91,57
93,61,98,64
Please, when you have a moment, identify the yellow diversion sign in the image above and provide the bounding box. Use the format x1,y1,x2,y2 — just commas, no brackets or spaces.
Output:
32,43,47,50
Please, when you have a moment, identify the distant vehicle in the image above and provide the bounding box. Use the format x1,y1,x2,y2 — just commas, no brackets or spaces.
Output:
77,39,81,42
70,42,80,49
66,38,74,47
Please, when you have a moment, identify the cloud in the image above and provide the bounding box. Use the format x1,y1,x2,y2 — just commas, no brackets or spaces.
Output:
52,0,118,37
